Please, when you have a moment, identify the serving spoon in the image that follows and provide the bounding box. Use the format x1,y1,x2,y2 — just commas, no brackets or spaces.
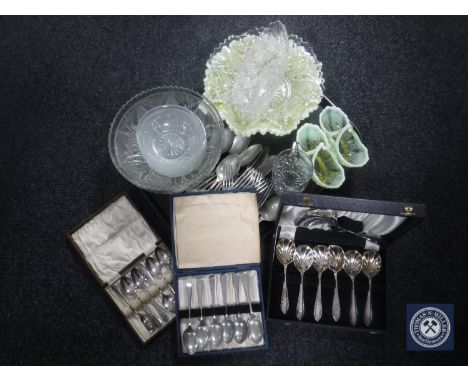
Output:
293,245,314,320
312,245,331,322
328,245,345,322
275,238,295,314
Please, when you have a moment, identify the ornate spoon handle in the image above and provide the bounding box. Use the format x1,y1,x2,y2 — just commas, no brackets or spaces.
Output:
364,278,373,326
314,272,322,322
332,272,341,322
350,276,358,326
296,272,305,321
281,265,289,314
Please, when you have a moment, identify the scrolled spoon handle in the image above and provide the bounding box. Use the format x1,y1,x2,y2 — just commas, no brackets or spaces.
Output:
296,273,305,321
280,265,289,314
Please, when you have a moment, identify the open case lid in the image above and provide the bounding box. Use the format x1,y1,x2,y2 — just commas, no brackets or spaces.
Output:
69,194,158,286
276,192,425,251
170,191,261,270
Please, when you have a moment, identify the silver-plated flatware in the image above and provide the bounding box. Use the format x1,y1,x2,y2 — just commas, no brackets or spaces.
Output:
182,281,198,354
208,275,223,347
312,245,331,322
328,245,345,322
293,245,314,320
228,135,251,155
220,273,235,343
275,238,296,314
343,250,362,326
242,272,263,343
362,251,381,327
232,273,248,343
195,278,210,350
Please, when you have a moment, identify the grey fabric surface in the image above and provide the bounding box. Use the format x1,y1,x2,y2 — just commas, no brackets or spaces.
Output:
0,16,467,365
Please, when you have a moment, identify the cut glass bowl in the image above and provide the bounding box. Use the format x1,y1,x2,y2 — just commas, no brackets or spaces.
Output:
109,87,224,193
204,21,324,137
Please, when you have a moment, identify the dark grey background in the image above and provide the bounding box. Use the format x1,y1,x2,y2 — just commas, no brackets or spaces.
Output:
1,16,467,365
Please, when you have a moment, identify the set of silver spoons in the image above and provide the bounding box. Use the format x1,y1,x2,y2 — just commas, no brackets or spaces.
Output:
112,245,176,334
276,239,382,326
182,271,264,355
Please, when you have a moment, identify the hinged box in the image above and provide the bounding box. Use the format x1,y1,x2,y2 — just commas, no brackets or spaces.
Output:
267,192,425,332
170,191,268,356
68,191,175,343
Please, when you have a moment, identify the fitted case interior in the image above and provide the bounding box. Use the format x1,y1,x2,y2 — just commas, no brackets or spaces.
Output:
268,193,425,332
172,192,261,269
69,193,173,343
171,192,267,355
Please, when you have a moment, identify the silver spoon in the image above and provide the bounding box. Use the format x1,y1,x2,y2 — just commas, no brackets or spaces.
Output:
228,135,250,155
130,267,170,322
156,246,172,266
182,281,198,355
328,245,345,322
242,271,263,343
195,278,210,350
220,273,235,343
216,154,241,182
343,250,362,326
232,273,248,343
312,245,331,322
144,256,175,313
362,251,381,327
208,275,223,347
293,245,314,321
221,127,235,153
275,238,296,314
256,155,276,177
259,195,281,223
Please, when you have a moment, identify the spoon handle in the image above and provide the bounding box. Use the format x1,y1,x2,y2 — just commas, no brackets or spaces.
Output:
197,278,205,319
364,278,373,327
332,272,341,322
281,265,289,314
209,275,217,309
232,273,241,306
296,273,305,321
220,273,229,315
350,277,358,326
314,272,322,322
241,272,254,315
186,281,192,321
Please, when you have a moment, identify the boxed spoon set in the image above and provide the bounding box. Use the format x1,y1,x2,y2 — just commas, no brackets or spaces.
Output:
267,192,425,332
68,191,176,343
170,191,268,356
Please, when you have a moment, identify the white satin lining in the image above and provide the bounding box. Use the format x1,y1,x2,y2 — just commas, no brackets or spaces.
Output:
72,196,157,284
278,205,406,241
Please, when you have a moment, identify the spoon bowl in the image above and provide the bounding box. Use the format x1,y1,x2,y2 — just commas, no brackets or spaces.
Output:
293,245,314,320
259,195,281,222
228,135,250,155
156,247,172,266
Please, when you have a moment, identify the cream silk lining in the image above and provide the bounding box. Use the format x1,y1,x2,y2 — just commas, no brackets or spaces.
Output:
72,196,157,284
173,192,261,269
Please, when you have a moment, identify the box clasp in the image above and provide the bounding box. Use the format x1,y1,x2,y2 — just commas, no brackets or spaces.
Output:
401,206,416,217
300,196,314,207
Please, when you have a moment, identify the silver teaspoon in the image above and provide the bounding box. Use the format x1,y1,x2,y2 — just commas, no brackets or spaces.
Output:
259,195,281,223
182,281,197,355
328,245,345,322
312,245,331,322
228,135,250,155
156,246,172,266
293,245,314,321
242,272,263,343
208,275,223,347
232,273,248,343
275,238,296,314
195,278,210,350
343,250,362,326
220,273,235,343
362,251,382,327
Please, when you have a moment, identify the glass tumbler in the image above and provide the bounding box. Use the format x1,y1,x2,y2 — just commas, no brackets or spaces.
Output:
272,142,313,194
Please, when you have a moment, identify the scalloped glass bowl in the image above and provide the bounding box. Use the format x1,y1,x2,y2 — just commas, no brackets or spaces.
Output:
204,24,324,137
109,87,224,193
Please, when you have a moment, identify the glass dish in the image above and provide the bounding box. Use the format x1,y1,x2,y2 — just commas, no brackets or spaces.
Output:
204,21,324,137
109,87,224,193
